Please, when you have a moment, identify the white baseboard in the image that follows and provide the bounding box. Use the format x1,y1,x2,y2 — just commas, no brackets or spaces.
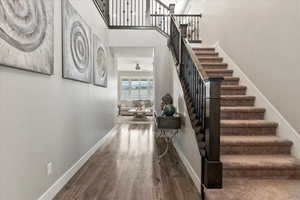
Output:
173,140,202,193
214,42,300,159
38,126,119,200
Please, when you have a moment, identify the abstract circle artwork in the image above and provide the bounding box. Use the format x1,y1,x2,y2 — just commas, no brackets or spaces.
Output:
0,0,54,74
62,0,92,83
70,21,90,73
93,34,107,87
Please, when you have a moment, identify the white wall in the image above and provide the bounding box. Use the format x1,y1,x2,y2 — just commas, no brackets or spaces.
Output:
153,45,174,113
154,45,202,191
189,0,300,133
0,0,118,199
172,65,202,192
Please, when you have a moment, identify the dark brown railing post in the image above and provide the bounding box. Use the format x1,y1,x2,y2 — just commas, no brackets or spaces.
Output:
203,77,223,188
180,24,188,38
169,4,175,14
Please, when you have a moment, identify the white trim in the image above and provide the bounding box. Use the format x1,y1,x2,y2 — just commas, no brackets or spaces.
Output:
37,126,119,200
214,42,300,159
173,140,202,193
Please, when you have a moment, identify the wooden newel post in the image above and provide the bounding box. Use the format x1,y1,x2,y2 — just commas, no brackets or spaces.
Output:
203,77,223,188
180,24,188,38
169,4,175,14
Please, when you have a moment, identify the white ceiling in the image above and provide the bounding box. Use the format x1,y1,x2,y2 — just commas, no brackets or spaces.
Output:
112,47,154,58
112,47,154,72
117,57,153,72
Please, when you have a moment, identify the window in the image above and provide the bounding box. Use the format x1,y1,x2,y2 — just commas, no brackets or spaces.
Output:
120,78,154,100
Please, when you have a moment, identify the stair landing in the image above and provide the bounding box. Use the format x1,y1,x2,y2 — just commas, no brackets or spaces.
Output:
205,178,300,200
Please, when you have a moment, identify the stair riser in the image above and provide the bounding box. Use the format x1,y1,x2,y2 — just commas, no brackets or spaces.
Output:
222,80,239,86
198,58,223,63
221,127,277,136
221,99,255,107
195,53,219,57
202,65,228,70
193,49,215,53
221,112,265,120
223,169,300,179
221,89,247,95
221,146,291,155
207,71,233,77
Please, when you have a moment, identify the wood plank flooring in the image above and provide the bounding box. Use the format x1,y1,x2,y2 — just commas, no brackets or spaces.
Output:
54,124,201,200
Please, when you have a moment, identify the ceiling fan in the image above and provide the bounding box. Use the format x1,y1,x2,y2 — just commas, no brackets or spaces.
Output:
135,63,142,70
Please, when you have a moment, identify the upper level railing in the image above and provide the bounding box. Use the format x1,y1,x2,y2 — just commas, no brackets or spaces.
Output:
93,0,202,43
109,0,169,26
93,0,110,24
169,16,223,189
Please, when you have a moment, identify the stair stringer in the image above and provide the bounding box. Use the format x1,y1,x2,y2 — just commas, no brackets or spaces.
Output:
214,42,300,159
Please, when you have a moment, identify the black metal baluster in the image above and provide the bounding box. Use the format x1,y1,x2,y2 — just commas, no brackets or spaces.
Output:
130,0,132,26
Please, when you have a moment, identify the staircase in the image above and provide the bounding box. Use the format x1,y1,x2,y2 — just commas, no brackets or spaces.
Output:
93,1,300,196
191,47,300,199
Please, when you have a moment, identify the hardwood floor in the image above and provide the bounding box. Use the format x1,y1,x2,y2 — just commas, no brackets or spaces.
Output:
54,124,201,200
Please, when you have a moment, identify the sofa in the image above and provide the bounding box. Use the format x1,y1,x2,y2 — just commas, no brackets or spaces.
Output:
118,100,153,116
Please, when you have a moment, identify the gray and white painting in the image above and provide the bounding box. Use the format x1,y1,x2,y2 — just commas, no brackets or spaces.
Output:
93,34,107,87
0,0,54,75
62,0,92,83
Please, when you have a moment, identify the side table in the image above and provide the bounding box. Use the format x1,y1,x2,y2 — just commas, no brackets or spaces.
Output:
155,114,181,160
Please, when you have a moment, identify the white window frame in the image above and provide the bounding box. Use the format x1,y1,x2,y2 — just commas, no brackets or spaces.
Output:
119,76,154,101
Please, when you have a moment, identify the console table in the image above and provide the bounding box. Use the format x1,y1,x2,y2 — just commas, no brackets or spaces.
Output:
155,114,181,159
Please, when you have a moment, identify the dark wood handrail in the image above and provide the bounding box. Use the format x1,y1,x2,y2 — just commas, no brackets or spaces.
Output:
151,14,202,17
181,38,209,80
155,0,170,10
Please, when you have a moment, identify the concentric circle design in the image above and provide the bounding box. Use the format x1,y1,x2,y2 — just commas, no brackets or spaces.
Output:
70,21,90,73
0,0,47,52
95,46,106,80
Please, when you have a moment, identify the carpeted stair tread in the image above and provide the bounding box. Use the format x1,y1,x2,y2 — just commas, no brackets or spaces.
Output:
221,106,265,113
221,95,256,106
204,178,300,200
221,106,266,120
221,95,255,101
205,69,233,73
201,63,228,69
193,47,215,52
221,77,240,85
195,52,219,57
198,57,223,63
221,136,292,146
221,85,247,95
221,85,247,90
222,155,300,170
223,77,240,82
221,120,278,128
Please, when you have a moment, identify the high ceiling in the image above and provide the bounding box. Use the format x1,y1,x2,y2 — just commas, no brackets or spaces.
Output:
112,47,154,72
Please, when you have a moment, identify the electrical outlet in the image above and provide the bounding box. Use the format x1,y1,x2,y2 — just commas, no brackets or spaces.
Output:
47,162,53,176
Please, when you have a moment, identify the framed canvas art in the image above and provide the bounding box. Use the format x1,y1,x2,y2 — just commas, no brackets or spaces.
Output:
0,0,54,75
62,0,92,83
93,34,108,87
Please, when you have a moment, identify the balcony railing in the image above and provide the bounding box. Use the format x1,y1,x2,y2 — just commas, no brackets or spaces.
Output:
93,0,202,43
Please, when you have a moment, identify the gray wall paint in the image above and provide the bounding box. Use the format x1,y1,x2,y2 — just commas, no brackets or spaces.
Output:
172,67,202,184
154,48,202,185
189,0,300,133
0,0,117,199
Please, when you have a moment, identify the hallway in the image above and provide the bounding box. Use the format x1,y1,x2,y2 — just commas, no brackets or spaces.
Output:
54,124,200,200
